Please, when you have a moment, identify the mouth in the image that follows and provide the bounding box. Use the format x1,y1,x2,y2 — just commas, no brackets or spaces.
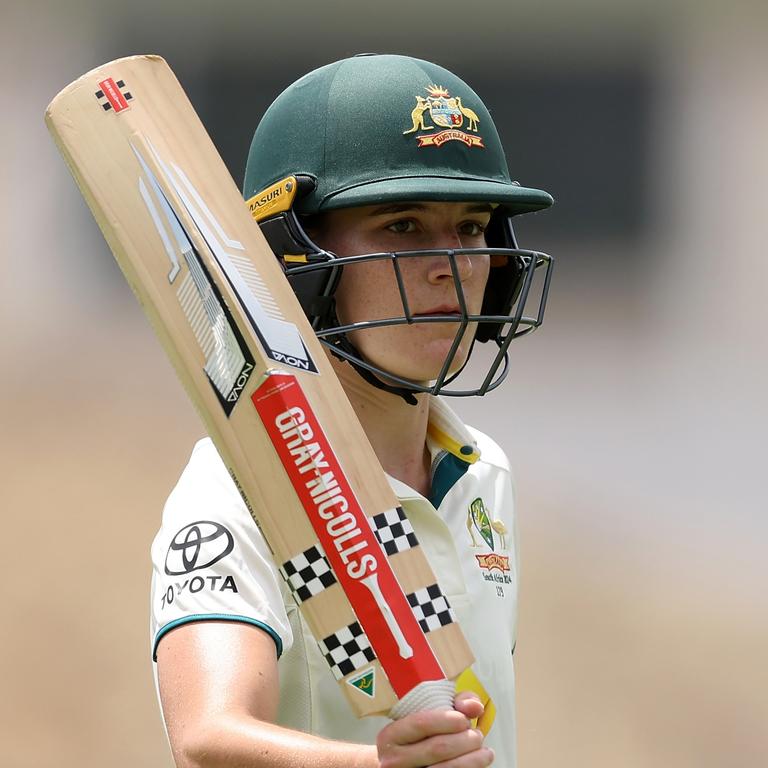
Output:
414,305,462,317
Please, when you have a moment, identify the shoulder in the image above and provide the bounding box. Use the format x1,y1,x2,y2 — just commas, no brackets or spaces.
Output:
178,436,231,483
165,437,241,511
155,438,253,550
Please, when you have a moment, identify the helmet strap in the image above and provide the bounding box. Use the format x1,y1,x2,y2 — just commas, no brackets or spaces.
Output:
325,332,419,406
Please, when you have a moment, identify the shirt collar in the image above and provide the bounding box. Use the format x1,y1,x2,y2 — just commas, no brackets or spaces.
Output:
425,396,481,466
385,396,481,505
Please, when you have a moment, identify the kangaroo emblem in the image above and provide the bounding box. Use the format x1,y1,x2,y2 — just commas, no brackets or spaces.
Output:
403,96,434,134
403,86,484,148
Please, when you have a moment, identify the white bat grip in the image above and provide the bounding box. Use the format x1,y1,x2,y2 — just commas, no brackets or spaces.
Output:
388,679,456,719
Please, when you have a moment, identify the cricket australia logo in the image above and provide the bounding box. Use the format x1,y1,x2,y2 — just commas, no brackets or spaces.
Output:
403,85,484,148
467,498,512,593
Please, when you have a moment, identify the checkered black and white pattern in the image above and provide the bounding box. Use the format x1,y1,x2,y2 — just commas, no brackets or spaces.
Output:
368,506,419,556
280,545,337,604
407,584,456,633
318,622,376,680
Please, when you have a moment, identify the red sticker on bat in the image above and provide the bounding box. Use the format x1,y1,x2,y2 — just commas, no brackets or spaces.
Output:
96,78,132,113
252,372,445,696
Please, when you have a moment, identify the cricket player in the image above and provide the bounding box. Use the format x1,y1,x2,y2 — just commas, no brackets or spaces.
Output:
150,53,553,767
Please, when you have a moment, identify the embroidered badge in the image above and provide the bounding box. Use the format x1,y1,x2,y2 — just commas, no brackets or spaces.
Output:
403,85,484,148
474,548,512,595
467,497,494,549
474,553,510,574
467,498,512,595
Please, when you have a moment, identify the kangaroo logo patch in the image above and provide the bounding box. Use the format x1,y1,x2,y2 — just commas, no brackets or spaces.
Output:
403,85,484,148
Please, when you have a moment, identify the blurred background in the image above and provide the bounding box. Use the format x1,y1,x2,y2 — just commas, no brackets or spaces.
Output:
2,0,766,765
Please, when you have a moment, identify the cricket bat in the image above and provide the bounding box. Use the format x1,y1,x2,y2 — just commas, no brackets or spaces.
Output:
45,55,474,718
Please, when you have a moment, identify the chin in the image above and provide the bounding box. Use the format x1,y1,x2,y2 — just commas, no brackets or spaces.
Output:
384,341,473,383
353,324,477,383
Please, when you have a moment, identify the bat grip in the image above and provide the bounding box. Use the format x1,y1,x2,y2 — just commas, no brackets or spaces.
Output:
388,679,456,719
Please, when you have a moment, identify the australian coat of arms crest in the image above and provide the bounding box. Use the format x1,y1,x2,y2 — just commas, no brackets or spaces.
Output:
403,85,485,148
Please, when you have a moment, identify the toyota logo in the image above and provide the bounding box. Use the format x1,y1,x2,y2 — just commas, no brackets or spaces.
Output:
164,521,234,575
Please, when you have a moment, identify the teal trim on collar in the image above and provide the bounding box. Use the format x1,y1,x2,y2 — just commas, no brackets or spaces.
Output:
430,451,470,508
152,614,283,661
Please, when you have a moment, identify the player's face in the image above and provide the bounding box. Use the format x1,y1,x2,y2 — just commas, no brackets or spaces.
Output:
314,201,492,384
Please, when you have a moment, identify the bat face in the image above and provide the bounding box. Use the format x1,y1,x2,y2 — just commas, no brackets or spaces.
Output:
45,55,473,718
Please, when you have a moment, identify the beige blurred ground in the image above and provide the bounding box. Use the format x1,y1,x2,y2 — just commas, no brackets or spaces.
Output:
2,1,766,766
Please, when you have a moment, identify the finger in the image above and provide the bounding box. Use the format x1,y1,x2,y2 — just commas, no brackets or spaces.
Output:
378,727,486,768
380,708,474,748
453,692,484,721
411,728,487,767
430,746,496,768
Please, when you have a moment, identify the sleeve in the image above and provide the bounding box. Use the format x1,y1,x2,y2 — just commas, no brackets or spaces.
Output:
149,438,293,661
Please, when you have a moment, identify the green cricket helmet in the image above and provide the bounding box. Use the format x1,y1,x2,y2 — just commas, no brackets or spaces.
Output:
244,53,554,400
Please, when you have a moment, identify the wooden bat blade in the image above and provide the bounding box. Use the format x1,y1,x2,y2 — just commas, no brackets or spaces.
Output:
45,55,474,718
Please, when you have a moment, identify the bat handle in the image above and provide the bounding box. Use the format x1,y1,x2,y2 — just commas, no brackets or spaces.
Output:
388,678,456,719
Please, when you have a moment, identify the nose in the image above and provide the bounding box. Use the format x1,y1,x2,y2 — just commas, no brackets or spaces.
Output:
423,222,478,284
426,249,474,285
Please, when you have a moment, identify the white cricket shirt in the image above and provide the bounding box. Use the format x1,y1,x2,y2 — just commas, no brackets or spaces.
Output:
150,397,520,765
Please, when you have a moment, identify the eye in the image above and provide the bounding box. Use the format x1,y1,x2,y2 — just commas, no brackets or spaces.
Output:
386,219,417,234
459,221,488,237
